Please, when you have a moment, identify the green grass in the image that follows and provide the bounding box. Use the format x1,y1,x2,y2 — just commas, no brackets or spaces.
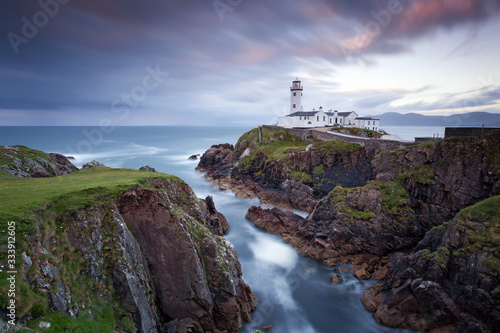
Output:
398,164,436,185
457,196,500,279
377,181,410,215
0,167,179,220
41,300,117,333
313,140,362,153
313,165,325,176
0,167,181,263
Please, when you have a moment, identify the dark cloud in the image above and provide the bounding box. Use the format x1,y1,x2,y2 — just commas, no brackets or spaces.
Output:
0,0,499,125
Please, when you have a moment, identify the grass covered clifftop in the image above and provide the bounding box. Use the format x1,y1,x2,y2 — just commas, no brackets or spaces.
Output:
0,167,180,259
0,167,179,222
195,126,374,211
0,167,178,331
0,147,257,332
233,127,370,192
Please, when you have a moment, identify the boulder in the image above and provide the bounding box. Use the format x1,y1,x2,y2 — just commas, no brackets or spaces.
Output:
82,160,105,169
139,165,156,172
331,275,343,284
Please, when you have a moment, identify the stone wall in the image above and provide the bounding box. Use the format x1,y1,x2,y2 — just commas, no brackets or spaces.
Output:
444,127,500,138
263,125,412,152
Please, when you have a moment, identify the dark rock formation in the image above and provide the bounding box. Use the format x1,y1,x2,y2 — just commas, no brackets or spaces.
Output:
205,195,230,234
197,128,376,212
82,160,105,169
363,196,500,332
373,132,500,226
242,130,500,332
116,181,257,332
139,165,156,172
197,143,236,180
189,154,200,160
0,145,77,177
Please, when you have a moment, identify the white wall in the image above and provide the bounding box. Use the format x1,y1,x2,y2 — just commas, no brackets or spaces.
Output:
290,89,303,113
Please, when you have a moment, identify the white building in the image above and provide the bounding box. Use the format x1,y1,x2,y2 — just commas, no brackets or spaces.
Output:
355,117,380,131
277,79,380,130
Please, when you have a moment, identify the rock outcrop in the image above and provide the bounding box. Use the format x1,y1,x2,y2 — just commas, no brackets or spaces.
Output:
1,152,256,332
363,196,500,332
0,145,77,177
82,160,106,169
197,127,376,212
373,132,500,225
240,130,500,332
116,180,257,332
139,165,157,172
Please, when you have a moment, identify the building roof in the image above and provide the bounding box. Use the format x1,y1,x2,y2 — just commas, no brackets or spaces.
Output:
356,117,379,120
324,111,356,117
287,111,318,117
288,110,359,117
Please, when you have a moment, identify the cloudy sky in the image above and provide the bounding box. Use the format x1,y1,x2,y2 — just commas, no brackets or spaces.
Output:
1,0,500,126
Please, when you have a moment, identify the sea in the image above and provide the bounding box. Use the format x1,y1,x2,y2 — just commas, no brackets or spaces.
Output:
0,126,432,333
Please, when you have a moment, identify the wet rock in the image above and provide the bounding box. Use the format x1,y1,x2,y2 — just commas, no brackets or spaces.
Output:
196,143,236,179
331,275,343,284
353,267,370,280
205,195,230,235
188,154,200,160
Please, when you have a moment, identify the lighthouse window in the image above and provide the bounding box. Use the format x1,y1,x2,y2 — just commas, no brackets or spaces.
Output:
293,92,296,96
323,116,325,121
293,104,296,108
317,116,319,121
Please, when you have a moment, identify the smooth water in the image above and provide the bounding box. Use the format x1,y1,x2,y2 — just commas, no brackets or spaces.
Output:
382,126,444,141
0,126,414,333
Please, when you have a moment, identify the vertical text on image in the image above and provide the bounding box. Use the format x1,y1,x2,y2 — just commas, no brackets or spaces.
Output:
6,221,17,324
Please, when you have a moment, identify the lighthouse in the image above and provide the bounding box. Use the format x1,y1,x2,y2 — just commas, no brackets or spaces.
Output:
290,79,303,113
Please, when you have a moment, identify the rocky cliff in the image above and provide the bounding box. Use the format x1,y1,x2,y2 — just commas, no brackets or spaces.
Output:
0,148,256,332
0,145,77,177
362,196,500,332
200,127,500,332
197,127,375,212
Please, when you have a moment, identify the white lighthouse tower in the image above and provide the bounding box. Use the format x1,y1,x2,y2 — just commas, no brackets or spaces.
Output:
290,78,303,113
